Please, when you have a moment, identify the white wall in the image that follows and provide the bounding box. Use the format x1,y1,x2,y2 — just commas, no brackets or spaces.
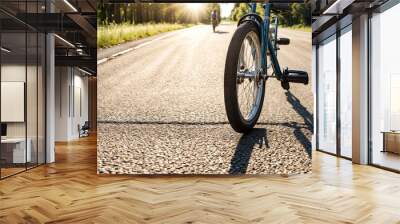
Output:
1,64,25,81
1,65,26,136
1,63,46,164
1,65,29,138
1,82,25,122
72,73,89,138
55,66,70,141
55,67,89,141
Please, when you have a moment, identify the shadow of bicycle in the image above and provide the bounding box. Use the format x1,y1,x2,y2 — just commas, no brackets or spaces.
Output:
214,30,229,34
284,91,313,157
229,128,268,174
285,91,313,129
228,90,313,174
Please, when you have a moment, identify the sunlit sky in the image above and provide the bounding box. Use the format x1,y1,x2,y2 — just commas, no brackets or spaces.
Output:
185,3,234,18
220,3,235,18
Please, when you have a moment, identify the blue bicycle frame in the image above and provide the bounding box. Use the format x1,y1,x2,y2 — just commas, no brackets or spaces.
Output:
235,2,309,89
225,1,309,133
247,3,283,80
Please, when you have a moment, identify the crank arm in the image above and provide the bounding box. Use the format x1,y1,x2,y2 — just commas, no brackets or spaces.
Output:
237,71,257,79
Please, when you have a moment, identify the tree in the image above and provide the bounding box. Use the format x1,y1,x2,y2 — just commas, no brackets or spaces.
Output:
230,2,311,26
97,3,222,25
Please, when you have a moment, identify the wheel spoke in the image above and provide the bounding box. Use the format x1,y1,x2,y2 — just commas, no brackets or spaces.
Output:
236,31,263,121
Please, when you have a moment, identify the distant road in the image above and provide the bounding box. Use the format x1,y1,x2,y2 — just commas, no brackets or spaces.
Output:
97,24,313,175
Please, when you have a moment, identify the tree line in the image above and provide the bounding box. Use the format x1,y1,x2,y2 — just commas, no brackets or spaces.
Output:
230,2,311,26
97,3,221,25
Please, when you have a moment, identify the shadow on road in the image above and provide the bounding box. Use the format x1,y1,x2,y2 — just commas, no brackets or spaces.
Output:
227,91,313,174
214,30,229,34
285,91,313,129
285,91,313,157
229,128,268,174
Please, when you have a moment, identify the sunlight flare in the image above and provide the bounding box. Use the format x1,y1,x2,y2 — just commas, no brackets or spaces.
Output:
185,3,203,12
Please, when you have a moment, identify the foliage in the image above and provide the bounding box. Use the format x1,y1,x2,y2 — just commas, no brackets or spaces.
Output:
230,2,311,26
97,3,221,25
280,24,311,32
97,23,191,48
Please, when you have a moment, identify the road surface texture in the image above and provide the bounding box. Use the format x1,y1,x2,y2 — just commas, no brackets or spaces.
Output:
97,24,313,175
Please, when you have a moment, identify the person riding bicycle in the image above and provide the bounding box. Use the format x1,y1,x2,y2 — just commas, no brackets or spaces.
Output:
211,10,218,32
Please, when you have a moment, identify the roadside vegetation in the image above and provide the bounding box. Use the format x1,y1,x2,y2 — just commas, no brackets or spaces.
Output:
280,25,311,32
98,23,192,48
97,3,221,48
230,3,311,29
96,3,311,48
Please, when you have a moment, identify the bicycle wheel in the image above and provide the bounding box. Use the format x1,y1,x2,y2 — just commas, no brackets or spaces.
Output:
224,22,265,133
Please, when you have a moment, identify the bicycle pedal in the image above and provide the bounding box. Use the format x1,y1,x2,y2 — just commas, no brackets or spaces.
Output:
283,69,309,85
277,38,290,45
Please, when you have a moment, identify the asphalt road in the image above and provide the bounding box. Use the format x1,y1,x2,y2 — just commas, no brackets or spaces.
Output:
97,24,313,175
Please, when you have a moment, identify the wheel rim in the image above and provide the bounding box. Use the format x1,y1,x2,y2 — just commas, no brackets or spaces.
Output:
236,31,263,122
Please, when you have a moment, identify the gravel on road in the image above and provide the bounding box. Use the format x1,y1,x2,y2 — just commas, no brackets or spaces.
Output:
97,24,313,175
98,123,312,175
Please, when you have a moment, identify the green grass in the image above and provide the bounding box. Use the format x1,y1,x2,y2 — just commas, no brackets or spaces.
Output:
221,19,235,24
98,23,193,48
279,25,311,32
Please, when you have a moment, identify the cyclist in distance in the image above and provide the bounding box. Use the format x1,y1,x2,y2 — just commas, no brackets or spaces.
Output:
211,9,218,32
